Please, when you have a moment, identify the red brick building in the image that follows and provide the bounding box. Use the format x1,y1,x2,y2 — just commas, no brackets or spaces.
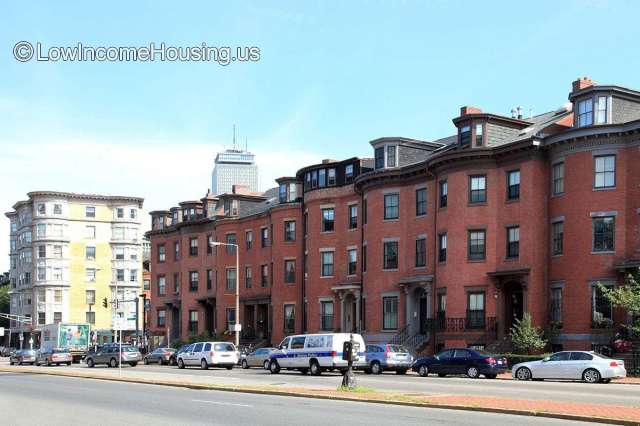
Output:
147,77,640,353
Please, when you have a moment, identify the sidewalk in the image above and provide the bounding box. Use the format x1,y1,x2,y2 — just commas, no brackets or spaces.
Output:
2,365,639,425
496,372,640,385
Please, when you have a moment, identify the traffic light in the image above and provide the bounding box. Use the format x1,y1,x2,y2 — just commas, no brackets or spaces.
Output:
102,298,108,308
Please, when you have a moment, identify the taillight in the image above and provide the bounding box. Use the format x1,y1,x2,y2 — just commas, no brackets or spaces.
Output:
610,361,618,367
385,345,392,359
486,357,496,365
331,351,337,357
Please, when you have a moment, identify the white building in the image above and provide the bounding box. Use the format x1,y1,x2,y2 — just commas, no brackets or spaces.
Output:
211,149,259,195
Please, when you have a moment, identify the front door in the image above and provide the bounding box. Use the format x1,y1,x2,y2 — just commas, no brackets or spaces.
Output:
505,283,524,331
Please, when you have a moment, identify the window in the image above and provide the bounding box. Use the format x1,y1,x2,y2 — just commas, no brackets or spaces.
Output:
592,284,613,323
130,269,137,282
260,264,269,287
116,269,125,281
114,246,124,260
36,223,46,237
318,169,326,187
383,296,398,330
347,205,358,229
305,172,311,190
206,269,213,290
86,290,95,305
475,123,484,147
54,289,62,303
383,241,398,270
144,279,150,290
86,268,96,282
189,237,198,256
38,312,46,325
226,268,236,291
552,163,564,195
384,194,399,220
327,168,336,186
321,251,334,277
552,222,564,256
469,175,486,203
174,241,180,260
596,96,608,124
37,267,46,281
130,208,137,219
468,230,486,261
244,266,252,288
375,147,385,169
116,208,124,218
53,312,62,324
467,292,485,329
284,304,295,332
85,246,95,260
284,260,296,283
550,287,562,323
245,231,253,250
320,301,333,331
85,225,96,239
311,170,318,188
507,170,520,200
507,226,520,258
173,273,180,293
387,145,397,167
593,216,615,252
53,204,62,215
38,245,46,258
157,309,166,327
37,203,46,215
279,184,287,203
112,227,124,240
415,238,426,267
284,221,296,241
345,164,354,182
437,293,446,319
185,271,197,292
438,233,447,262
85,206,95,218
189,311,198,333
261,228,268,247
439,180,448,208
577,98,593,127
348,249,357,275
52,267,62,281
594,155,615,188
225,308,236,331
459,125,471,146
321,208,334,232
158,276,166,296
415,188,427,216
225,234,236,254
157,245,166,262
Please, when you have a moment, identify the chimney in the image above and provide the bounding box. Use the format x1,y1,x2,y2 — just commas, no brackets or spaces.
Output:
572,76,595,92
232,184,250,195
516,106,523,120
460,106,482,116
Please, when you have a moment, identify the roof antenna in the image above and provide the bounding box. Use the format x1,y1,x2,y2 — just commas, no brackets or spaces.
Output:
245,137,248,152
232,124,237,150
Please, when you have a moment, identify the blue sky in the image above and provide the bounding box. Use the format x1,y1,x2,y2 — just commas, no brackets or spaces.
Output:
1,0,640,269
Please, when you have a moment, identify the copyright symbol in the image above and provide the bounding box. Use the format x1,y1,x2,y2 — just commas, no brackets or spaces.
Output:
13,41,34,62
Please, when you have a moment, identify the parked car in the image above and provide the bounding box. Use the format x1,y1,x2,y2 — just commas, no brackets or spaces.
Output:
177,342,238,370
9,349,37,365
241,347,275,369
84,344,142,367
169,344,191,366
268,333,366,375
36,348,73,366
512,351,626,383
363,344,413,375
412,348,508,379
143,347,176,365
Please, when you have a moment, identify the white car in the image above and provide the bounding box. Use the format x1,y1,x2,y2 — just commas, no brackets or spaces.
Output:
177,341,238,370
512,351,626,383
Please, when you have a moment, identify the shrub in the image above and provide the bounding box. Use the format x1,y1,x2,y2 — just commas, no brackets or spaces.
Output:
510,313,547,355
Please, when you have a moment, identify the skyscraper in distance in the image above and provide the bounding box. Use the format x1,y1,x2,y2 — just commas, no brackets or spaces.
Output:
211,129,259,195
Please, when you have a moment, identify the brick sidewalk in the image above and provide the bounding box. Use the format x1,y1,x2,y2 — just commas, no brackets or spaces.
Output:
496,372,640,385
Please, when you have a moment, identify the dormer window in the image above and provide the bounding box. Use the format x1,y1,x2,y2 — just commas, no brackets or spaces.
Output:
374,145,398,169
475,123,484,147
327,168,336,186
596,96,608,124
318,169,326,187
459,125,471,146
311,170,318,188
577,99,593,127
374,147,384,169
345,164,354,182
279,184,287,203
386,145,396,167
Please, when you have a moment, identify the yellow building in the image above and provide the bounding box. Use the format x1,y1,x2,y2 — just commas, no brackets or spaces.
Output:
6,191,145,346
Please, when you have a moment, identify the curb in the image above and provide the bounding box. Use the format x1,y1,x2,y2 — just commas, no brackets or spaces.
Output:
1,367,637,426
496,375,640,386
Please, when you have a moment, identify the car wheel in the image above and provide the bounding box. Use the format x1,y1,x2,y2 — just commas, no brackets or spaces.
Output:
370,361,382,375
396,368,408,375
583,368,601,384
466,366,480,379
485,374,497,379
515,367,532,381
242,360,249,369
109,358,118,368
269,360,280,374
87,358,95,368
178,359,185,369
418,364,429,377
309,359,321,376
200,359,209,370
170,358,176,366
144,358,149,365
129,362,137,367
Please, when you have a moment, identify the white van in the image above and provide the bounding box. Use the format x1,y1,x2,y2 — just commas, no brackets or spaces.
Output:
268,333,366,375
177,341,238,370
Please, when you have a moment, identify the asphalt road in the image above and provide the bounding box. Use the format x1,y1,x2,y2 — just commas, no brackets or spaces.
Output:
9,360,635,408
0,373,591,426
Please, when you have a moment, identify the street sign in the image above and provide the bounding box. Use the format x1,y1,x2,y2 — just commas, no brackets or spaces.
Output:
232,324,242,332
0,327,4,337
19,333,24,341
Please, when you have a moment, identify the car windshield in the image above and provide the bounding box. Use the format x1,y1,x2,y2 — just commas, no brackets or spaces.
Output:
120,346,137,352
214,343,235,352
473,349,493,357
592,352,612,360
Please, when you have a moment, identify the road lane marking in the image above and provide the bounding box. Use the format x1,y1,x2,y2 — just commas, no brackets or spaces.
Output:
192,399,253,408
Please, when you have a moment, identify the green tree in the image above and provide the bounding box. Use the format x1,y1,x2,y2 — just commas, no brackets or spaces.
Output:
0,285,9,328
510,313,547,355
598,270,640,336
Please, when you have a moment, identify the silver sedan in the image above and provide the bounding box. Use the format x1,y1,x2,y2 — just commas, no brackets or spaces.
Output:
241,347,275,369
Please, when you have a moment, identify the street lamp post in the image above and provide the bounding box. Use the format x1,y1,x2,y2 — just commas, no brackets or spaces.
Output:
209,241,240,347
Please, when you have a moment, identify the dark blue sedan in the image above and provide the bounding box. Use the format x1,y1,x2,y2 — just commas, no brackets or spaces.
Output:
412,348,508,379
